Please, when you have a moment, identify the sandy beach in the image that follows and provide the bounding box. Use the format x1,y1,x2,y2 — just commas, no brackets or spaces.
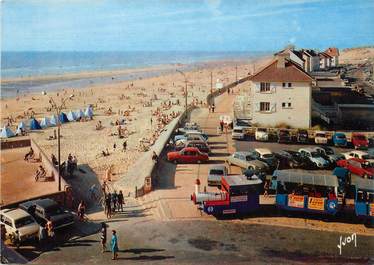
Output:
0,57,271,189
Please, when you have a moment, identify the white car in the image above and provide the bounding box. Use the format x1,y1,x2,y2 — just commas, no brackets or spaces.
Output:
232,126,245,140
298,148,330,168
342,150,374,163
255,128,269,141
0,208,40,242
314,131,328,144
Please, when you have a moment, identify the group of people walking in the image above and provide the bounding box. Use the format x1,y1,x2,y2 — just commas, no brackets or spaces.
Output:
104,190,125,219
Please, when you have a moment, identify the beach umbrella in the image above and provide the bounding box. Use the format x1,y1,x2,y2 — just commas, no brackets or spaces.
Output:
29,118,42,130
0,126,15,138
17,121,26,130
67,111,77,122
50,115,58,126
40,117,51,128
84,106,94,118
59,112,69,123
75,109,85,119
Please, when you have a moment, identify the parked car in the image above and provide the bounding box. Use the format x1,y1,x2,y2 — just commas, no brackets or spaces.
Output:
174,134,208,149
207,165,228,186
255,128,269,141
232,126,245,140
177,123,201,134
342,150,374,163
337,158,374,179
19,199,74,229
234,118,251,128
250,148,279,171
174,131,208,142
278,129,292,144
226,152,269,172
298,148,330,169
183,140,210,154
275,150,307,169
297,129,309,143
351,133,369,149
313,146,344,166
314,131,328,145
0,208,39,242
332,132,347,147
167,147,209,164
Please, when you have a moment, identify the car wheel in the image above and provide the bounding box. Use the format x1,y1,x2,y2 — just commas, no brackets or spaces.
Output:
197,160,201,164
363,174,368,179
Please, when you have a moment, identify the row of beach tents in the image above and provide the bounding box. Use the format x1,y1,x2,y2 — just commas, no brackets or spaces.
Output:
0,106,94,138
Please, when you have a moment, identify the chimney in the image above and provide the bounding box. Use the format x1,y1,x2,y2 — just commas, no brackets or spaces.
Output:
276,53,289,68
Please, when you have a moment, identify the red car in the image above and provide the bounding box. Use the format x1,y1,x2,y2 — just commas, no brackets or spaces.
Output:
337,158,374,179
351,133,369,149
167,147,209,164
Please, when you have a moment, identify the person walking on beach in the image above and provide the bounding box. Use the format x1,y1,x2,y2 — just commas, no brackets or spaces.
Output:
220,120,224,132
122,141,127,152
105,193,112,219
111,191,118,214
111,230,119,260
117,190,124,212
100,222,107,253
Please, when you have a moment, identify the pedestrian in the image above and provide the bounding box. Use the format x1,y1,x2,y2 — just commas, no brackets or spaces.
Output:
111,191,118,213
111,230,119,260
46,218,55,239
123,141,127,151
212,104,215,113
105,193,112,219
220,120,224,132
78,200,86,221
113,143,116,151
13,230,21,249
117,190,124,212
101,181,108,196
38,225,47,244
152,151,158,163
100,222,107,253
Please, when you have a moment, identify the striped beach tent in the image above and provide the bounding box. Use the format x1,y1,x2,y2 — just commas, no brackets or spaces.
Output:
84,106,94,118
59,112,69,123
67,111,77,122
40,117,51,128
75,109,85,119
0,126,15,138
50,115,58,126
30,118,42,130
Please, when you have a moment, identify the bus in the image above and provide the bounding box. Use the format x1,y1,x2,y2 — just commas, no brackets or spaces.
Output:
350,175,374,225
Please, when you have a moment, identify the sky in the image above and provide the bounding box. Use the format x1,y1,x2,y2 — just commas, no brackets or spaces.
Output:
1,0,374,52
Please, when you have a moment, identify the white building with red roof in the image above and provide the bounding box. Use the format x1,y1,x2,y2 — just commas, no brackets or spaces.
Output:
248,54,314,128
324,47,340,67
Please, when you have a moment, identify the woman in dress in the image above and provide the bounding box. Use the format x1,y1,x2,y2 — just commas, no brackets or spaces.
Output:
111,230,119,260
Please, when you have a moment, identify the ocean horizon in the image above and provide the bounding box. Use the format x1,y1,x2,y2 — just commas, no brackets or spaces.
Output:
1,50,269,79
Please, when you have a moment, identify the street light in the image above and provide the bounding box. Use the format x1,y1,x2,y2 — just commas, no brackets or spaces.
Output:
176,70,188,114
43,91,74,191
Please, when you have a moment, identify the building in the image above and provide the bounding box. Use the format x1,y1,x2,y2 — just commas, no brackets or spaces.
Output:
248,55,314,128
301,49,320,72
324,47,339,67
274,47,305,70
319,52,333,69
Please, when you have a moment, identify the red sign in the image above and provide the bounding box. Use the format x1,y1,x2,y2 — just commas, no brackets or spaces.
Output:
288,195,305,208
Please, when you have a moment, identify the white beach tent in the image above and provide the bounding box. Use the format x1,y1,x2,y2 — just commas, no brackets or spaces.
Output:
67,111,77,122
17,121,26,130
50,115,58,126
75,109,85,119
40,117,51,128
0,126,15,138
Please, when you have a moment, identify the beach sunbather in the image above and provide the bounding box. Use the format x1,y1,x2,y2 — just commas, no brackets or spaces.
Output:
35,165,46,181
24,148,35,161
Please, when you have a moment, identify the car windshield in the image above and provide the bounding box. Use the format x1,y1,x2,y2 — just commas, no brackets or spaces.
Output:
362,155,373,160
354,135,366,140
45,205,64,215
237,120,250,126
316,133,326,137
325,148,334,155
233,129,242,133
257,128,267,132
279,131,289,136
311,151,320,157
15,216,35,228
210,169,224,175
245,156,254,161
262,154,274,159
336,135,346,139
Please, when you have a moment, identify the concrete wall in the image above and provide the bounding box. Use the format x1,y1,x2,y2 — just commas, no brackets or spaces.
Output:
1,139,31,150
250,81,311,128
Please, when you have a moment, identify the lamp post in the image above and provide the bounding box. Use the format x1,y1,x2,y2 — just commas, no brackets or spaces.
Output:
43,91,74,191
176,70,188,114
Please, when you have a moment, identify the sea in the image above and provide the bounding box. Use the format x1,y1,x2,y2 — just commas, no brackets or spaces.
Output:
0,51,267,98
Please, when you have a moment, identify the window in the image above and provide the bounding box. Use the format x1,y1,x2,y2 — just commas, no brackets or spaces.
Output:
288,102,292,107
282,83,286,87
282,102,286,108
260,82,270,92
282,102,292,108
260,102,270,112
288,83,292,87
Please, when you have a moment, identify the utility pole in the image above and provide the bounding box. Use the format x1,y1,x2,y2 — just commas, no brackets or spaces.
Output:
210,71,214,106
235,65,238,83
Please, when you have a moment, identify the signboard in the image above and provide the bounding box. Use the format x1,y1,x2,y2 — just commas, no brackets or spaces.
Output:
370,204,374,217
288,195,305,208
231,195,248,203
223,209,236,214
308,197,325,211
